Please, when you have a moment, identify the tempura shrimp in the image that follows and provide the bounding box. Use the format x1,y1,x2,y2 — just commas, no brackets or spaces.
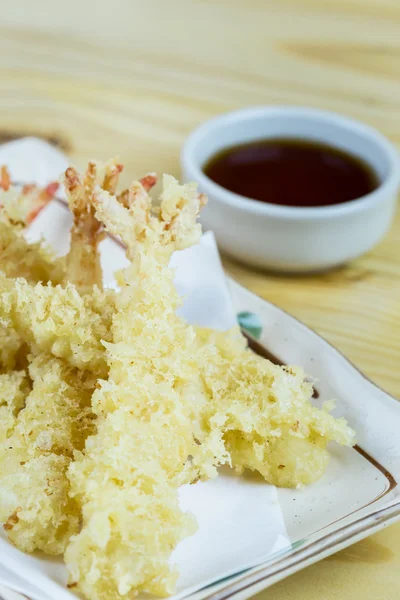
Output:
65,175,206,600
64,159,124,292
0,166,59,228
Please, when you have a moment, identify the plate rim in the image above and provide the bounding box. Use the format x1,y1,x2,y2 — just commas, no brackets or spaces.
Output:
201,500,400,600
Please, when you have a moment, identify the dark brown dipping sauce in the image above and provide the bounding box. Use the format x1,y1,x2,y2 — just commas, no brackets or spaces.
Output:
203,138,379,208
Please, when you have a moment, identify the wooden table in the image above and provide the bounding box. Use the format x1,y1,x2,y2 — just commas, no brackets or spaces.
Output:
1,1,399,597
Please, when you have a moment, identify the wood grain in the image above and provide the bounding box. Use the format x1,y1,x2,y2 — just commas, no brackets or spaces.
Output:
0,1,399,599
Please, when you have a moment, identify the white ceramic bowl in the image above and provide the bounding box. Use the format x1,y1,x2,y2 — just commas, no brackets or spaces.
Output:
181,106,400,272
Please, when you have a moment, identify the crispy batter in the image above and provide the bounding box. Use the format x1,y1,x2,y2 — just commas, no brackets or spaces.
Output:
0,370,30,444
65,176,205,599
0,223,64,376
0,354,95,555
0,222,65,284
0,273,114,377
0,171,65,373
117,172,157,209
0,324,24,373
0,168,65,285
0,167,58,228
194,327,354,486
93,174,205,264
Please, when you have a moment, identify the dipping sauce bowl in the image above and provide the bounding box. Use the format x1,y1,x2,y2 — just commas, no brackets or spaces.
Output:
181,106,400,272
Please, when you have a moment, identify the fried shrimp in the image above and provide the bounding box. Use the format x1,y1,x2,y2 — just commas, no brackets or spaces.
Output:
93,174,205,263
0,168,65,284
0,354,96,555
0,167,58,227
194,328,354,487
65,176,206,600
64,159,125,292
0,170,65,371
0,158,355,600
64,164,105,292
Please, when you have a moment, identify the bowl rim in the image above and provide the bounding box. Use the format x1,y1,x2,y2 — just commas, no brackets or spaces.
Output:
181,106,400,220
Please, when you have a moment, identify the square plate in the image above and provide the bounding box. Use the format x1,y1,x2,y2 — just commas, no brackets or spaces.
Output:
1,180,400,600
201,278,400,600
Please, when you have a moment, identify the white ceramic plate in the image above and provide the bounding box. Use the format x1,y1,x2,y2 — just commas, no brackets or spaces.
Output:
1,198,400,600
201,278,400,600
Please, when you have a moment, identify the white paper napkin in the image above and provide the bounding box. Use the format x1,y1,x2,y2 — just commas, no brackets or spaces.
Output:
0,139,290,600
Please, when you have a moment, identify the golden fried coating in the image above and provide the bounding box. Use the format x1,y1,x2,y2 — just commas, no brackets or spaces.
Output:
0,222,65,285
0,354,96,555
194,328,354,487
0,171,66,372
0,370,30,443
0,167,65,285
65,176,205,599
0,224,65,376
0,325,24,373
93,174,206,263
116,172,157,209
0,273,114,377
